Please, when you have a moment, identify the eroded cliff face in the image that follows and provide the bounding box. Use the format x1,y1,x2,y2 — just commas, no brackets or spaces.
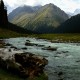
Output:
0,0,8,26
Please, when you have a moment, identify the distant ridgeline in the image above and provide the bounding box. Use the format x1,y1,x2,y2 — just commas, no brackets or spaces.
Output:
0,0,8,26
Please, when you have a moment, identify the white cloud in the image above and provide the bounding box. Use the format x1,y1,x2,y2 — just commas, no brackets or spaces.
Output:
3,0,80,13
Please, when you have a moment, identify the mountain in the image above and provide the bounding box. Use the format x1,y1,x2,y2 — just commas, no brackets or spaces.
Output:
55,14,80,33
8,5,41,21
0,0,34,35
8,3,69,33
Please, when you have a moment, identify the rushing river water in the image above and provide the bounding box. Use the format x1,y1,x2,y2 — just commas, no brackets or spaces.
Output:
4,37,80,80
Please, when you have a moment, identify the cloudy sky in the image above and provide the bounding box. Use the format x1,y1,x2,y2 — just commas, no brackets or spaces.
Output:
3,0,80,13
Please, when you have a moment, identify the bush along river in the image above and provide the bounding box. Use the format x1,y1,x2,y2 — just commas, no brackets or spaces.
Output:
0,37,80,80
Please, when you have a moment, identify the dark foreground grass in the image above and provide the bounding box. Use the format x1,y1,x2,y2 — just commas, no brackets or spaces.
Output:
0,68,24,80
0,68,47,80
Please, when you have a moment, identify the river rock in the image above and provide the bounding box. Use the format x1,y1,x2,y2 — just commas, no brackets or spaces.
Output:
21,47,27,50
25,42,44,47
0,50,48,78
62,51,69,53
26,40,30,42
10,46,18,49
25,42,38,46
5,43,12,46
42,46,57,51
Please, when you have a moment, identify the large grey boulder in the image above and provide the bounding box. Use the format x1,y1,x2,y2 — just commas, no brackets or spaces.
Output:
0,50,48,78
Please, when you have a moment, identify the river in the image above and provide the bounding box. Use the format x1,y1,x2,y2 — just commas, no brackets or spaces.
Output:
4,37,80,80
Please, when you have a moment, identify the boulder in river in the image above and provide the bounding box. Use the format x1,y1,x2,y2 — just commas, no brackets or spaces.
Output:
10,46,18,49
25,42,38,46
25,42,44,47
21,47,27,50
0,50,48,78
5,43,12,46
26,40,30,42
42,46,57,51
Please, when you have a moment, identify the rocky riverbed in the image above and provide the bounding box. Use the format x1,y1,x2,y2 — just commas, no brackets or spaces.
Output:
0,37,80,80
0,39,48,79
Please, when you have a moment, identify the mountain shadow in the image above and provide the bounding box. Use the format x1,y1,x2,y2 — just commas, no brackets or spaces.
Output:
55,14,80,33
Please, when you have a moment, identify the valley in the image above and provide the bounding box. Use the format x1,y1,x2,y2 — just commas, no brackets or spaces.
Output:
0,0,80,80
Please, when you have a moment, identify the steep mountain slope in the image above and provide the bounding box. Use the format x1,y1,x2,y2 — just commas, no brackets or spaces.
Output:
8,22,33,34
0,22,33,34
24,3,69,33
8,4,69,33
55,14,80,33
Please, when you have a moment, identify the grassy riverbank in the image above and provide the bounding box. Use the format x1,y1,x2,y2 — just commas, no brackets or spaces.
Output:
0,27,80,42
33,34,80,42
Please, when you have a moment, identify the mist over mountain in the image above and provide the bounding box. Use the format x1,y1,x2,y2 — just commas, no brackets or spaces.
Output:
67,12,74,18
8,3,69,33
6,5,13,14
74,9,80,15
67,9,80,17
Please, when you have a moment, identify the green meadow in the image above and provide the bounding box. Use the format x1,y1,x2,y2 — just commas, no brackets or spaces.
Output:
0,27,80,42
